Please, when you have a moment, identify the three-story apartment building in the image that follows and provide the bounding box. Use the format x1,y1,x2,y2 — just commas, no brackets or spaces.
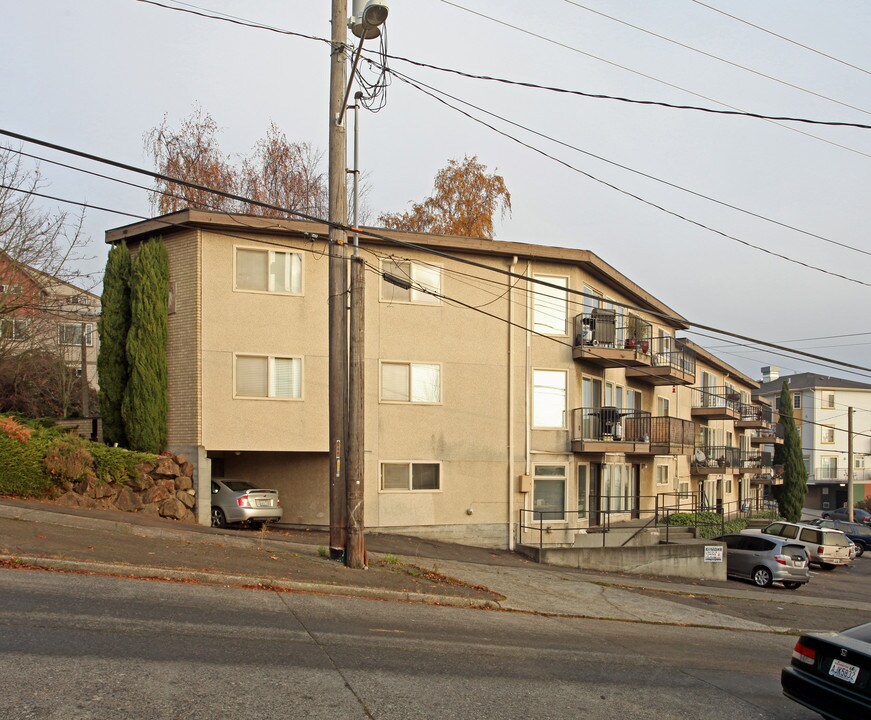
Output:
107,210,771,547
757,368,871,511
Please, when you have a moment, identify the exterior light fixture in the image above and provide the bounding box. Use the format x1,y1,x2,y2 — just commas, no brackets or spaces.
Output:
350,0,389,39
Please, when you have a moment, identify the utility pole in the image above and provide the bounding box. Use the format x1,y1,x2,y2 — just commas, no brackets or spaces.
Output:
848,407,854,522
328,0,349,559
346,254,365,567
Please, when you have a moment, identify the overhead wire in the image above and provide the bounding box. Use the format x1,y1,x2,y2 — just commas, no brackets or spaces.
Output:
560,0,871,117
379,67,871,288
6,128,871,379
690,0,871,78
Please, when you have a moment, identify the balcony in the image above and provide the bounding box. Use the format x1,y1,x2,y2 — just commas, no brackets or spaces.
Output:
572,311,653,368
811,467,871,484
649,417,697,455
741,450,773,473
625,337,696,386
691,445,742,475
749,426,783,445
734,403,772,429
691,386,741,421
571,407,652,454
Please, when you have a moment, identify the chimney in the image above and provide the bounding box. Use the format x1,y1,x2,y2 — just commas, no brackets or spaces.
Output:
762,365,780,383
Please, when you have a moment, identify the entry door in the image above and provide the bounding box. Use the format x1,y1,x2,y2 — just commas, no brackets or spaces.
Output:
631,464,640,519
589,464,602,525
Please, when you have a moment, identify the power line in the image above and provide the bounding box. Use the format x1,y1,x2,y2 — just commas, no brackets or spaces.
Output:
560,0,871,117
432,0,871,160
373,61,871,261
7,127,871,378
382,68,871,288
690,0,871,78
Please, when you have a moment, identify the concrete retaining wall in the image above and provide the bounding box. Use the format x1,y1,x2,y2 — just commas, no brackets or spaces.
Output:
517,541,727,581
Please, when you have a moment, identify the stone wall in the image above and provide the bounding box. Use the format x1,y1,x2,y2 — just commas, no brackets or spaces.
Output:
51,453,197,523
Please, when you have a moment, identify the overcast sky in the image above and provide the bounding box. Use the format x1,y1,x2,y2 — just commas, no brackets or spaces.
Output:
3,0,871,383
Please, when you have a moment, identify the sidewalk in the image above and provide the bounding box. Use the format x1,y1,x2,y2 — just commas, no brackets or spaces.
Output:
1,498,868,632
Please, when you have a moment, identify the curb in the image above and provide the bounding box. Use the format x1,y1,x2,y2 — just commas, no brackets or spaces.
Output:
0,554,504,610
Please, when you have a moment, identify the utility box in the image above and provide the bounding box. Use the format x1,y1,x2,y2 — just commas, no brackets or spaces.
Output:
519,474,532,493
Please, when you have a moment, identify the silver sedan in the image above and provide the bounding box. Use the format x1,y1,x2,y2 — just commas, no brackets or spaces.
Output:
210,479,283,529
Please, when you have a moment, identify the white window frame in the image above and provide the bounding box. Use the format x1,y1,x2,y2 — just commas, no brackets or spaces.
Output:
821,425,835,444
379,361,442,404
234,246,303,295
233,354,303,400
532,369,567,429
58,322,92,346
793,392,801,409
532,274,568,336
532,463,567,521
380,259,442,305
823,393,835,409
379,461,442,492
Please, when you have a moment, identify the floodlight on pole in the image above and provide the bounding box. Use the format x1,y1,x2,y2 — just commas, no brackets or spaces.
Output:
350,0,389,39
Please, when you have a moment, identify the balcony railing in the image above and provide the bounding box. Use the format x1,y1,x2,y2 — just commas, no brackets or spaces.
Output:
573,311,652,351
812,467,871,483
649,417,696,452
692,445,742,473
625,337,696,386
735,403,773,428
571,407,652,442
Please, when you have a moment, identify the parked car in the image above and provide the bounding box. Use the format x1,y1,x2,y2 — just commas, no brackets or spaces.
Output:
744,521,852,569
782,621,871,719
714,533,809,589
822,506,871,524
805,518,871,557
210,479,283,529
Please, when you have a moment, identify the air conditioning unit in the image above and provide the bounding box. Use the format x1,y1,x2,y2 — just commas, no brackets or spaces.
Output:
591,308,616,345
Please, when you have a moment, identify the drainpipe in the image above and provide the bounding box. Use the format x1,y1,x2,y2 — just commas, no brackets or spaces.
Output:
508,255,518,550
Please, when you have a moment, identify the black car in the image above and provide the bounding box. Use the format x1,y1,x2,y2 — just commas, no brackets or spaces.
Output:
782,621,871,720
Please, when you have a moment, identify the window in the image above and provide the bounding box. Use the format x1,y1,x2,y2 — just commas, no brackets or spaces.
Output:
532,275,567,335
235,355,301,399
793,392,801,409
577,465,587,519
381,259,441,304
725,479,733,494
0,318,27,340
678,481,690,498
657,396,670,417
381,362,440,403
58,322,92,346
821,425,835,443
656,465,669,485
855,456,865,469
823,393,835,409
381,462,440,491
533,464,566,520
533,370,567,428
235,247,302,294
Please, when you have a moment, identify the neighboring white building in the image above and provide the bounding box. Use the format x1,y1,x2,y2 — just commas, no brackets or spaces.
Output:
756,366,871,511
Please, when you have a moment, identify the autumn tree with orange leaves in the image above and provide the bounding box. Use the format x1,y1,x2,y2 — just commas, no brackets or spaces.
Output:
378,155,511,239
144,108,327,219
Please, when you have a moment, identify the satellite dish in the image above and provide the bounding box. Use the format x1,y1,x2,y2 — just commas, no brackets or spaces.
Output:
694,450,706,464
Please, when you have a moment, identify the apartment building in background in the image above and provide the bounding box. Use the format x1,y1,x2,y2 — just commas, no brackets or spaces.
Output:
757,367,871,511
0,252,100,392
106,210,775,547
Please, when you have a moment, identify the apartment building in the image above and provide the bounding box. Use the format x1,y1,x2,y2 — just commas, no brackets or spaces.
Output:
0,252,100,391
106,210,771,547
756,367,871,511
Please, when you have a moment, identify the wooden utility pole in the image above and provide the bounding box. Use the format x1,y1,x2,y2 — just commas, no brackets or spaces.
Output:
346,255,366,567
848,407,854,522
328,0,349,559
79,321,89,417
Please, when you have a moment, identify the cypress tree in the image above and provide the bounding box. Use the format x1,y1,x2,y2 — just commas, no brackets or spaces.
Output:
97,243,131,446
774,381,808,522
123,238,168,454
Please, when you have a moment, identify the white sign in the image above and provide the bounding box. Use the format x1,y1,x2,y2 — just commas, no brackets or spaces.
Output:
704,545,724,563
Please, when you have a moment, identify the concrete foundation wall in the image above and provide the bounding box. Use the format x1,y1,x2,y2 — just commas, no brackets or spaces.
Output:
519,542,727,581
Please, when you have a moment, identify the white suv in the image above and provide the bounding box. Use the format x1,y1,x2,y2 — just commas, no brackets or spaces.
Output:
744,521,852,569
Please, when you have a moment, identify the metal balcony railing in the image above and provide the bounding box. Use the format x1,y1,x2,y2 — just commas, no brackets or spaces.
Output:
691,385,742,411
573,311,652,350
736,403,773,424
571,407,652,442
692,445,742,469
813,467,871,482
647,336,696,375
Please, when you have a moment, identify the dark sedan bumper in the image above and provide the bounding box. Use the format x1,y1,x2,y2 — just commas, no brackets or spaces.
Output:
782,666,867,720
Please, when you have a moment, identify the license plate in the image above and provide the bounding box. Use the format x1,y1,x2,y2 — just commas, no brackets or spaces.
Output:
256,500,270,507
829,659,859,684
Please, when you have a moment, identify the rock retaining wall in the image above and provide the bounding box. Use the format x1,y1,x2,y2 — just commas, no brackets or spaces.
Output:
51,453,197,523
